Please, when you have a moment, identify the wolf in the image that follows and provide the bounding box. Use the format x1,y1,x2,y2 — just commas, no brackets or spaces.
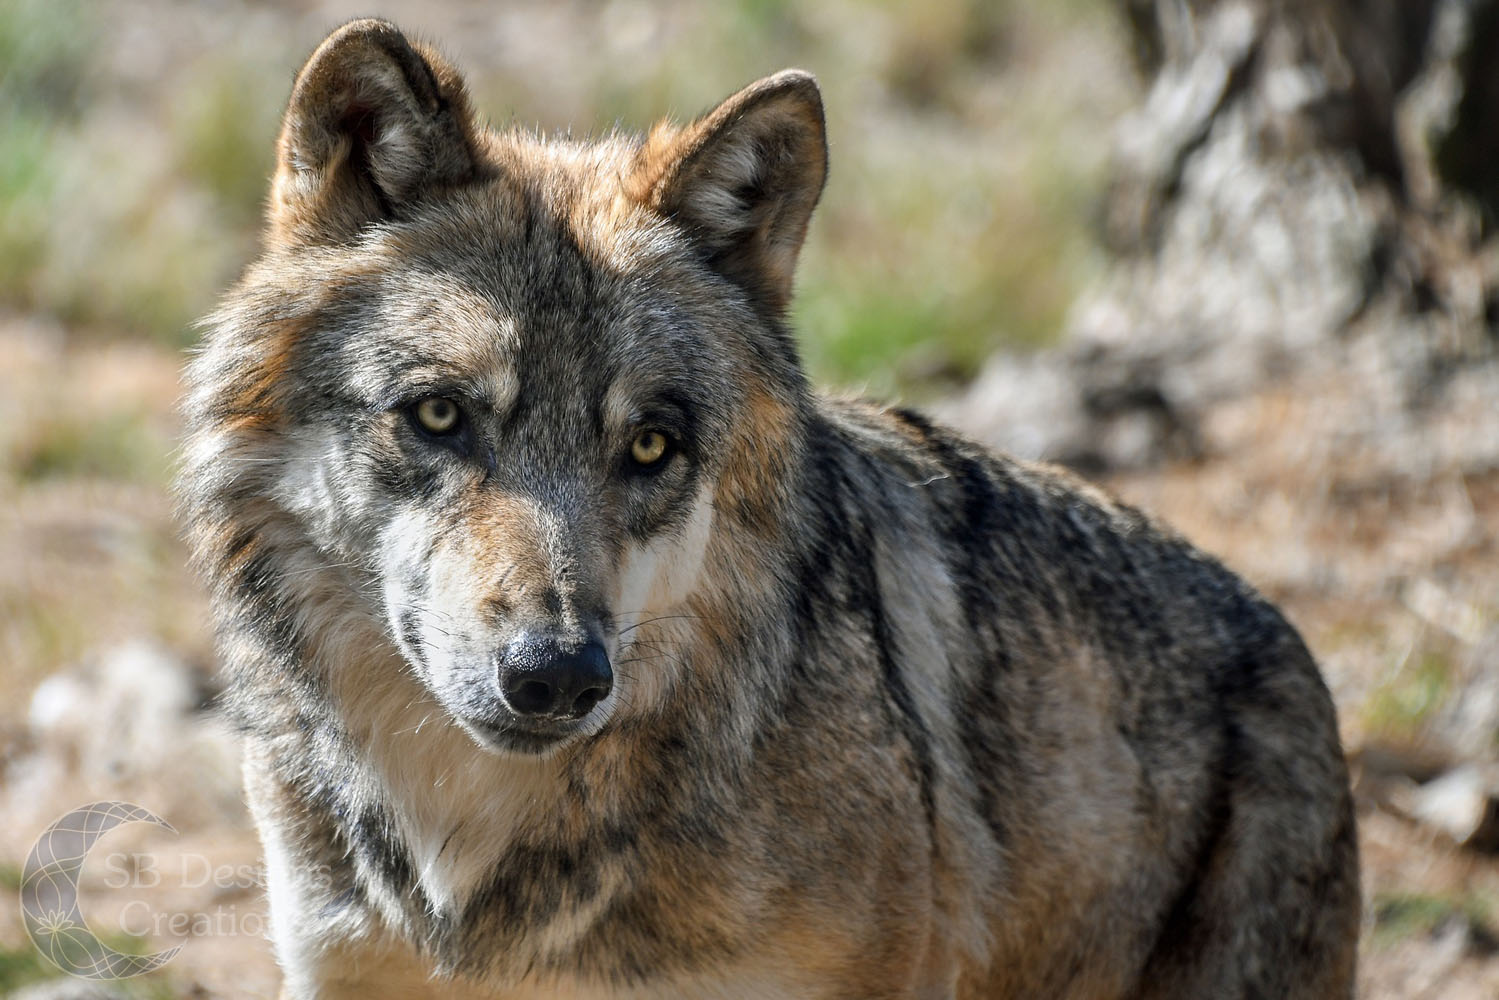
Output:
178,18,1360,999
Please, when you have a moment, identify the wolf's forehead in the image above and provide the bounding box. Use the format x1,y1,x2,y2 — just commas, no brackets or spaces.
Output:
348,277,522,408
328,169,728,412
344,252,714,418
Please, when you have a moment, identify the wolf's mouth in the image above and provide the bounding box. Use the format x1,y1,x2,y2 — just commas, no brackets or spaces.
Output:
456,711,600,757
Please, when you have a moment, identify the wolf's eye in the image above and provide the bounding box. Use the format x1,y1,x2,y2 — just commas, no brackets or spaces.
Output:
629,430,671,468
413,397,462,435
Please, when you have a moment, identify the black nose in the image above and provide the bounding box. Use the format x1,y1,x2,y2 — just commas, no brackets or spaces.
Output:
498,635,613,721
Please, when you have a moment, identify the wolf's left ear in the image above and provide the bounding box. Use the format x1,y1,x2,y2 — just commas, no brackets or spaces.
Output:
270,19,482,244
634,71,827,316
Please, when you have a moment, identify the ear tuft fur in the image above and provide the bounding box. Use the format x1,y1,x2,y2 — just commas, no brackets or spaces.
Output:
632,70,828,316
270,19,482,244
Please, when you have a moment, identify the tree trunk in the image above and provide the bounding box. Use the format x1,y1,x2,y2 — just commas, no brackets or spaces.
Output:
947,0,1499,477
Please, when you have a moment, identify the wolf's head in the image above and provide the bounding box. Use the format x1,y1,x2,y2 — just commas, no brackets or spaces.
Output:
182,20,825,755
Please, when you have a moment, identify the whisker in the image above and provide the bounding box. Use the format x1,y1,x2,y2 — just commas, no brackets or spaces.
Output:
388,600,458,622
616,613,708,637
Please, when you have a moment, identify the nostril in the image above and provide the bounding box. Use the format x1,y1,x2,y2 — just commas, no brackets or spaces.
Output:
508,678,554,715
570,685,605,719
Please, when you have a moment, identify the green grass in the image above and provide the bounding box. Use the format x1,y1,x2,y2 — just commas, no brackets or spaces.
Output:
1363,647,1455,742
0,110,56,307
0,1,286,347
0,941,179,998
0,0,94,117
0,944,57,994
0,0,89,309
794,116,1105,397
173,57,281,228
0,0,1122,392
0,856,179,993
12,410,167,484
1371,890,1499,948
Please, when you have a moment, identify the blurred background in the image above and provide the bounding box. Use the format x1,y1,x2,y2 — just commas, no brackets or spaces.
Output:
0,0,1496,996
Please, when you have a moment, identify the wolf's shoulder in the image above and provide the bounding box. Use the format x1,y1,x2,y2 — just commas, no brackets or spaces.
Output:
813,394,1160,541
811,395,1294,652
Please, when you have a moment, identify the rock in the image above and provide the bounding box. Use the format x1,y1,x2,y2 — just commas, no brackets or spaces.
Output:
6,639,243,836
1399,764,1499,852
27,639,206,780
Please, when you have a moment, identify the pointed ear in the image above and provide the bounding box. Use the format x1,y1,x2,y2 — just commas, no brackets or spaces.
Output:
633,71,828,316
269,19,483,244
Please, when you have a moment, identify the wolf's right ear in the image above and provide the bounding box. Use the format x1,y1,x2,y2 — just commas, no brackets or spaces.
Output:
269,19,482,244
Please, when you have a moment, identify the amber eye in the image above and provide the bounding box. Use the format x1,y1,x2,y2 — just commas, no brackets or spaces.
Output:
413,397,461,435
629,429,670,468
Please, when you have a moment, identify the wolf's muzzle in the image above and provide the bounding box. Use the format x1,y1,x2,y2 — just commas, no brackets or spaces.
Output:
498,634,613,721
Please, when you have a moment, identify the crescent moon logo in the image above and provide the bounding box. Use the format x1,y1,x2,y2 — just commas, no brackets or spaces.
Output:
19,801,182,980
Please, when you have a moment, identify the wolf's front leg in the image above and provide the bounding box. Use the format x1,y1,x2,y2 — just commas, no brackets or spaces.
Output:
245,753,430,999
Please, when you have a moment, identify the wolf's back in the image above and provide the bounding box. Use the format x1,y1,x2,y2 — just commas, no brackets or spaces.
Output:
791,397,1360,998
